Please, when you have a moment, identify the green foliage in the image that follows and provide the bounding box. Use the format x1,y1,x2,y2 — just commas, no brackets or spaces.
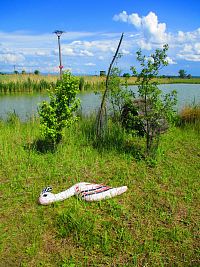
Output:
178,69,187,78
39,71,80,144
78,76,84,91
122,73,131,78
121,100,145,137
34,69,40,75
100,70,106,76
107,67,134,121
131,44,177,157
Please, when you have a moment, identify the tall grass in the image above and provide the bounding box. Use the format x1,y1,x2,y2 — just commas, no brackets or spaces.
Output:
0,74,106,93
178,103,200,133
0,77,56,93
179,104,200,124
0,113,199,266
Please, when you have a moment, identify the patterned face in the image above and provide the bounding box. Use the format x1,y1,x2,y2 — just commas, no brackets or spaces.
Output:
38,187,55,205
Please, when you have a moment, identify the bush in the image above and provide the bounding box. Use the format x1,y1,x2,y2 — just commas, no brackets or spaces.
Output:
121,100,145,136
179,104,200,125
39,71,80,144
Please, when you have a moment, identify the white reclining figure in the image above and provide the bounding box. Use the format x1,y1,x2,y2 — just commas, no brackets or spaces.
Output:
39,182,128,205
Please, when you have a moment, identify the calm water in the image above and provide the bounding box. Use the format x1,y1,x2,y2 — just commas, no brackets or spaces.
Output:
0,84,200,120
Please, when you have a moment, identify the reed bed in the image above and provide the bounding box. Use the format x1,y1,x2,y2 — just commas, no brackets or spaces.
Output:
180,104,200,123
1,74,200,93
0,74,106,93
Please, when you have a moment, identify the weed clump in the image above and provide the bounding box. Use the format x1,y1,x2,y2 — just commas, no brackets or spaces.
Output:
179,104,200,125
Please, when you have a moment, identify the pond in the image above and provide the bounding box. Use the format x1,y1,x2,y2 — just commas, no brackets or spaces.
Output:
0,84,200,121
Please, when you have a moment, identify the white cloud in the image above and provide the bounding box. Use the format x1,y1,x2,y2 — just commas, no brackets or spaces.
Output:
121,49,131,55
113,11,168,43
84,62,96,66
0,53,25,63
177,28,200,42
79,50,94,57
113,10,200,65
113,11,141,28
61,47,76,56
113,11,129,23
0,19,200,74
35,51,48,56
137,39,152,50
177,53,200,62
166,56,177,65
177,41,200,62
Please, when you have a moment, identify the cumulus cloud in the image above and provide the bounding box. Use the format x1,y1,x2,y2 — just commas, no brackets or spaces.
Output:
177,42,200,62
177,28,200,42
176,38,200,62
113,11,168,43
113,11,141,27
113,10,200,64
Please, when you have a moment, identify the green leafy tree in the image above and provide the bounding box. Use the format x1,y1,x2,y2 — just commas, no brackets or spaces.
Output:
34,69,40,75
178,69,187,78
122,73,131,78
39,71,80,144
131,44,177,157
108,67,134,121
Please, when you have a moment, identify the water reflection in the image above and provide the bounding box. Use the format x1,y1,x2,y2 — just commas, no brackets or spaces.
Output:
0,84,200,120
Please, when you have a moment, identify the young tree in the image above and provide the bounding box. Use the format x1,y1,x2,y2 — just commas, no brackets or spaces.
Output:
178,69,187,78
34,69,40,75
131,44,177,157
39,71,80,145
108,67,134,122
96,33,124,138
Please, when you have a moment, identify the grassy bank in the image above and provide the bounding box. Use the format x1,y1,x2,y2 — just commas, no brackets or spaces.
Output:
0,113,199,266
0,74,200,93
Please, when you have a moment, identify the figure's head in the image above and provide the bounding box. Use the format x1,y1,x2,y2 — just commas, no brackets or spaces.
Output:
38,187,55,205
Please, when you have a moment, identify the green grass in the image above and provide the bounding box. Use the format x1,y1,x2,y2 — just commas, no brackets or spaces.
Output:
0,115,199,266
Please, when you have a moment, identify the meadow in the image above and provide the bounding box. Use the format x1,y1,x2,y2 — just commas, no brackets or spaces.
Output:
0,74,200,93
0,107,199,266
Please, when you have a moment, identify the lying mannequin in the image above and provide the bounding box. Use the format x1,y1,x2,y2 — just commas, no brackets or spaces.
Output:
39,182,128,205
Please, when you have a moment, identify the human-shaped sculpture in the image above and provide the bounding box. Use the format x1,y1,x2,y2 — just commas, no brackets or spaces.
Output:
39,182,128,205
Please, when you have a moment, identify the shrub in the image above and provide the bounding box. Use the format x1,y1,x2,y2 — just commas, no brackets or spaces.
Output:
39,71,80,144
179,104,200,125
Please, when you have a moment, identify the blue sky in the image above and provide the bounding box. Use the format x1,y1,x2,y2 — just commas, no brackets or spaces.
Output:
1,0,200,75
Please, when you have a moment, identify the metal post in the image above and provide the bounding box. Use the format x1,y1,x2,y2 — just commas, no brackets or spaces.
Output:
53,30,64,79
57,35,62,78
